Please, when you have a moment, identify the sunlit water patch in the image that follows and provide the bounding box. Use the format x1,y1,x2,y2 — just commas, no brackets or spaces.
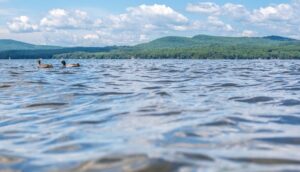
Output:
1,59,300,171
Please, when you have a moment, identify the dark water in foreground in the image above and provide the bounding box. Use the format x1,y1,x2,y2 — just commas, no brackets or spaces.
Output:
1,59,300,172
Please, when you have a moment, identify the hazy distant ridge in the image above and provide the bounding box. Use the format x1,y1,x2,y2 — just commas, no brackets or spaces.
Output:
1,35,300,59
0,39,60,52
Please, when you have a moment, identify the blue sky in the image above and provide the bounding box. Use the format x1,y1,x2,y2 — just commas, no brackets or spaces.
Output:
0,0,298,46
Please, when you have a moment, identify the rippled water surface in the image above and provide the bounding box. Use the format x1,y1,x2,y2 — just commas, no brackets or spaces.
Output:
1,59,300,171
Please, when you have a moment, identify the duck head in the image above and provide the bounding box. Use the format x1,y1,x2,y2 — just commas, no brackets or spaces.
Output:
61,60,66,66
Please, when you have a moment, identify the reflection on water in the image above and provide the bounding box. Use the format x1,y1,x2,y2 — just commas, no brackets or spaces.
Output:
1,59,300,171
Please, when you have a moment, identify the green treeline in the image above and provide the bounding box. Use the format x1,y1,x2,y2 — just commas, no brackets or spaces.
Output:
54,44,300,59
2,35,300,59
53,35,300,59
0,47,118,59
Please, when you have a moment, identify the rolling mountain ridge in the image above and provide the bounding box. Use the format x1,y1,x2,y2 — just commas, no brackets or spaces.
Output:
1,35,299,59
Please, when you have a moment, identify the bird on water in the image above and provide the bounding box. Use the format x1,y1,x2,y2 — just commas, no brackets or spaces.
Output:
61,60,80,67
37,59,53,68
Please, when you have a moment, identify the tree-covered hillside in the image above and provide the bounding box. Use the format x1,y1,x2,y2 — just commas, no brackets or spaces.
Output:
1,35,300,59
0,39,60,52
54,35,300,59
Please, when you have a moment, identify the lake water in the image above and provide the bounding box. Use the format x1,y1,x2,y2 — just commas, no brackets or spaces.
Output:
1,59,300,171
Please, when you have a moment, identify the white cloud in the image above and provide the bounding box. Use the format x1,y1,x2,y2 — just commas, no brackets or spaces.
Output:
7,16,38,33
186,2,221,15
250,3,293,23
187,1,298,25
186,2,295,26
207,16,233,32
245,1,300,37
139,34,148,41
7,9,94,33
186,1,300,38
187,2,250,19
95,30,147,45
4,4,237,45
42,30,85,46
40,9,91,30
127,4,188,23
103,4,188,32
89,4,190,45
5,5,191,45
5,1,300,46
83,34,99,40
241,30,256,37
93,19,102,27
223,3,250,20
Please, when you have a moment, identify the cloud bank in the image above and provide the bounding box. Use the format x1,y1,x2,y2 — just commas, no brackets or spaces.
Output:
4,1,300,46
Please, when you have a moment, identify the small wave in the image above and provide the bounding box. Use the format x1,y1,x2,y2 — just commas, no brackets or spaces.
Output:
234,96,274,103
259,114,300,125
228,96,244,100
143,86,162,90
89,108,112,114
75,92,133,97
25,103,68,108
226,157,300,165
165,69,182,73
280,99,300,106
144,111,182,116
217,83,242,87
74,120,109,125
255,137,300,145
9,71,21,75
45,144,82,154
3,60,300,171
0,154,24,165
25,81,50,85
0,85,11,88
232,67,253,70
227,116,263,124
221,83,240,87
156,91,171,97
199,119,236,127
103,73,121,78
179,152,214,162
149,67,160,71
45,143,97,154
153,79,192,83
59,71,77,74
71,154,188,172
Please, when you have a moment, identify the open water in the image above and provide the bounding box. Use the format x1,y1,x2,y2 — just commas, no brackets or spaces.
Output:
1,59,300,171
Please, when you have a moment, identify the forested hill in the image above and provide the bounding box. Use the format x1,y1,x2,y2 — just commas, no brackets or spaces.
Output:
0,39,118,59
262,35,297,41
0,39,60,52
1,35,300,59
135,35,300,49
62,35,299,59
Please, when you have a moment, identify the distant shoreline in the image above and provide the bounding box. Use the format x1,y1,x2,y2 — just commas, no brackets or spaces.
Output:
1,34,300,59
2,58,300,60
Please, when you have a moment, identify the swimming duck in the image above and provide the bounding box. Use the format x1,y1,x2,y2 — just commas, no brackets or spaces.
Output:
61,60,80,67
37,59,53,68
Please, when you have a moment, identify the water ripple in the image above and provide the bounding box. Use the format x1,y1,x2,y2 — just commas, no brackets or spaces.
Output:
234,96,274,103
1,59,300,171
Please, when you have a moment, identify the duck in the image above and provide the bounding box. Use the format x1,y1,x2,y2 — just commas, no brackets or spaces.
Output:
37,59,53,68
61,60,80,67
